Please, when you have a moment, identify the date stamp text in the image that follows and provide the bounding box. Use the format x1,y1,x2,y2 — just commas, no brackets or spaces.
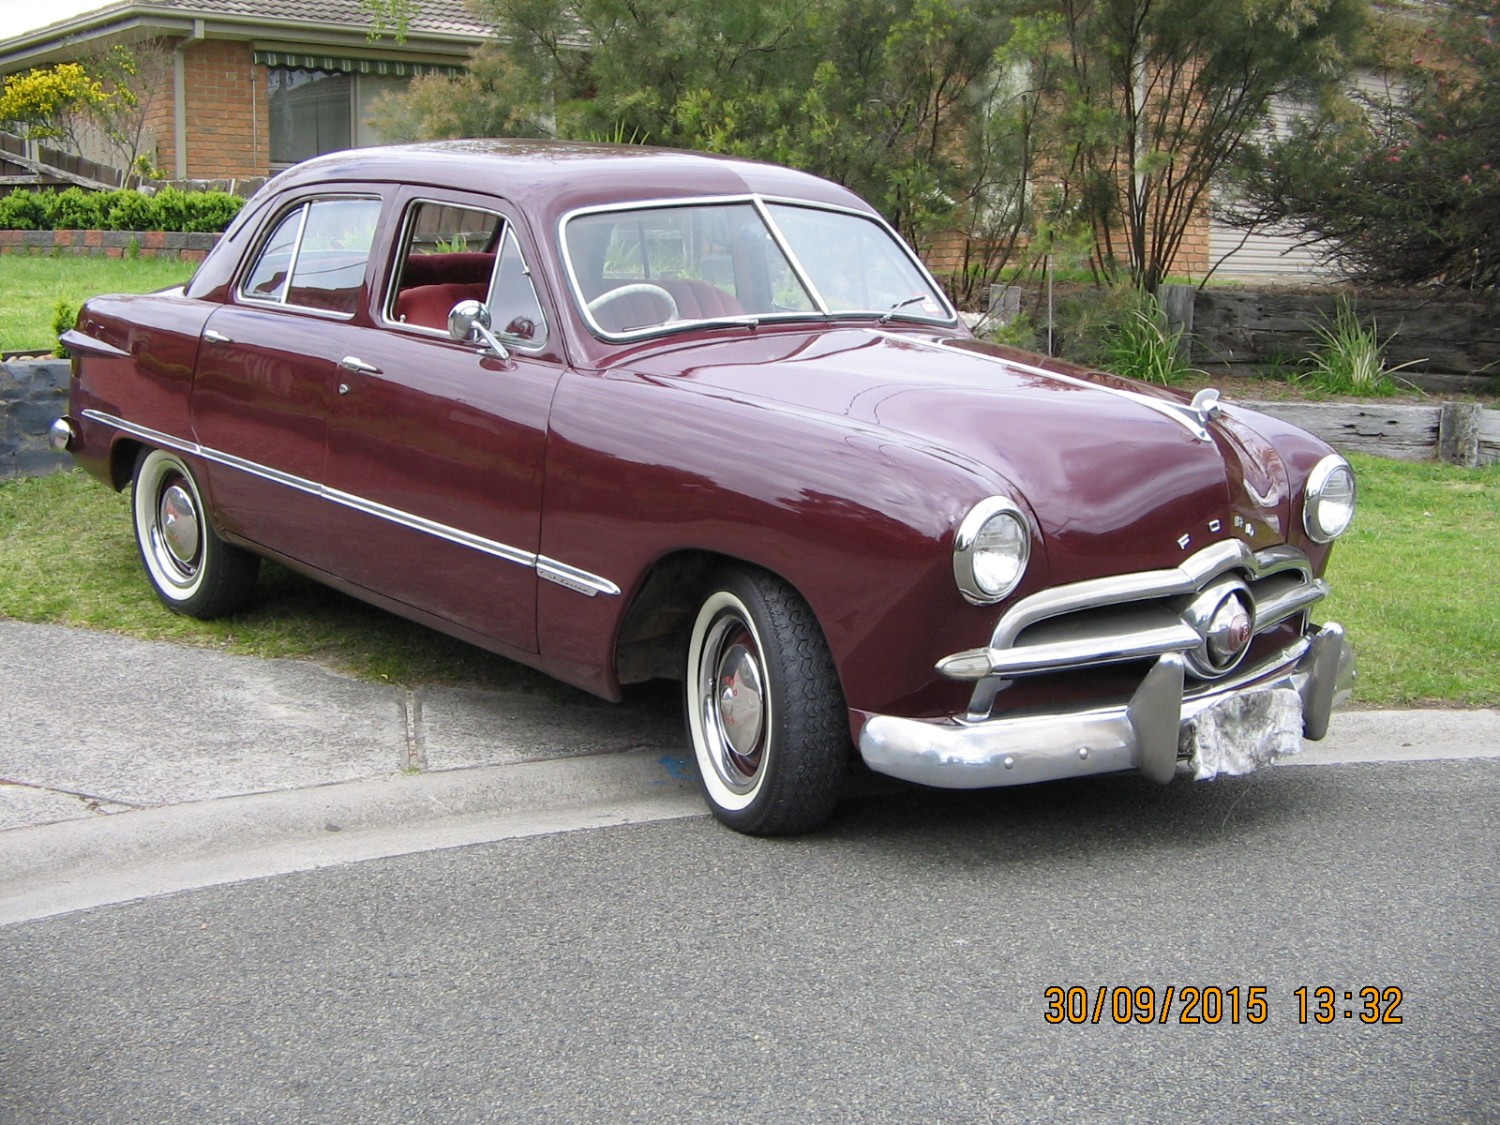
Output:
1042,985,1404,1025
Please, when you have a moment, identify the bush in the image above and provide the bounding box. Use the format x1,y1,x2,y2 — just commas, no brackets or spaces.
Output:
1301,298,1410,396
0,186,244,232
183,191,244,233
148,186,190,232
1050,284,1199,384
1225,0,1498,289
1100,292,1198,386
981,311,1041,351
50,298,78,358
0,190,49,229
46,187,107,229
102,190,158,231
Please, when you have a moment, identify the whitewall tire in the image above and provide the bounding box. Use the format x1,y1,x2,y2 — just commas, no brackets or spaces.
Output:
685,569,847,835
131,448,258,618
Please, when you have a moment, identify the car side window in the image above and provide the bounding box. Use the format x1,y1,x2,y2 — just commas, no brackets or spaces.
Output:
388,200,548,349
240,197,382,316
489,227,548,346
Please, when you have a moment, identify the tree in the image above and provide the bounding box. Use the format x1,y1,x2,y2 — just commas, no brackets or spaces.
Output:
0,62,106,152
1223,0,1499,289
1043,0,1365,292
79,41,174,185
0,45,171,185
370,0,1047,304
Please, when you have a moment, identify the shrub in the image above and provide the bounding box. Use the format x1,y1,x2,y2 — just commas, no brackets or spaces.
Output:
1302,298,1413,396
981,311,1041,351
0,187,244,232
45,186,106,229
1099,291,1198,386
182,191,244,232
102,190,158,231
0,190,49,229
144,186,189,231
51,298,78,358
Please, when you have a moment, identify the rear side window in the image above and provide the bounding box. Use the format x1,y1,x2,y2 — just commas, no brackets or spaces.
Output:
387,199,549,349
240,197,382,316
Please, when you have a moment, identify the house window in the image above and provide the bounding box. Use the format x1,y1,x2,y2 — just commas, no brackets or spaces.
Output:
267,67,409,167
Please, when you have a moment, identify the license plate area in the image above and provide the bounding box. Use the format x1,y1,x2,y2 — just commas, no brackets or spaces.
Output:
1180,687,1304,780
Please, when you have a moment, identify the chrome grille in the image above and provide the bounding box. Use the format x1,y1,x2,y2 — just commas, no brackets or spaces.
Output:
935,541,1328,720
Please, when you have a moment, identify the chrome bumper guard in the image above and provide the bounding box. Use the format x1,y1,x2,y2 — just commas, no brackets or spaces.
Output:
49,417,75,453
858,622,1355,790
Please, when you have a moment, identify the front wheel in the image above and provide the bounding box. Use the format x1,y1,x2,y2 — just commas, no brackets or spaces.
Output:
685,569,848,835
132,448,259,618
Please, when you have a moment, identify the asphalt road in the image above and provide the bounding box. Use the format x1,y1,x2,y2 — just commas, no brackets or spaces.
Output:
3,758,1495,1125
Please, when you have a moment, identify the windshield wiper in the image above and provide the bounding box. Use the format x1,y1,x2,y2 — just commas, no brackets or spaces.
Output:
879,296,936,324
653,315,763,335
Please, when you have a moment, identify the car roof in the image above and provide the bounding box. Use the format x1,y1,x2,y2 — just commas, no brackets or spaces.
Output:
264,139,875,224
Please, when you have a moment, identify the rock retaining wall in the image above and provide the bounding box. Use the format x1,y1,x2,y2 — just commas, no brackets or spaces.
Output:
1,358,72,479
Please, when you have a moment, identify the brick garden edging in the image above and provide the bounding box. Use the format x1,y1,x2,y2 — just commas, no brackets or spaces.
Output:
0,229,221,261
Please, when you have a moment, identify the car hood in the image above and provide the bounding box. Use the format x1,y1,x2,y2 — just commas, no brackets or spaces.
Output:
619,327,1292,586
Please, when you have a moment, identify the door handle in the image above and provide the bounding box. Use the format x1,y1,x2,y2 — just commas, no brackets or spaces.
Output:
203,328,232,344
338,356,382,375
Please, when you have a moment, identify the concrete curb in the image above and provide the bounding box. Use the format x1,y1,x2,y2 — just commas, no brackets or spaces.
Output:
0,750,704,927
3,619,1497,926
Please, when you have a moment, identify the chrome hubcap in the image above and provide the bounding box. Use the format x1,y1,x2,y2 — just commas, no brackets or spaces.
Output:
159,483,201,568
717,641,765,758
700,619,768,792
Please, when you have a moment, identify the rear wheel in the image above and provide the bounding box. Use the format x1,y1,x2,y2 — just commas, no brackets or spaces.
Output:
685,569,847,835
131,448,259,618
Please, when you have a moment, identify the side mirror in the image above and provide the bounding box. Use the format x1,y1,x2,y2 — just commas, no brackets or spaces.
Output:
448,300,511,360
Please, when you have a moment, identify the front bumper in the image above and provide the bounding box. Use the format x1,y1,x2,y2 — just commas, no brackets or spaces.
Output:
858,622,1355,790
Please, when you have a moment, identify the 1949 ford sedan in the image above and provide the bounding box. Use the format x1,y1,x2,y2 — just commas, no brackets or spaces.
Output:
53,140,1356,835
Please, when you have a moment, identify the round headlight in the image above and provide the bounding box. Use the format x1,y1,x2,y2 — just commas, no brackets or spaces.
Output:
954,497,1031,605
1303,455,1356,543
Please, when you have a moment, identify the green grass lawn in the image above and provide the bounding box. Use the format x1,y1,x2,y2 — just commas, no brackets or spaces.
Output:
0,255,195,353
1321,453,1500,707
1,455,1495,706
0,470,563,695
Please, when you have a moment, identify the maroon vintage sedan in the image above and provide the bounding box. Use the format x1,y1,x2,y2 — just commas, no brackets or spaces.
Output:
53,140,1356,834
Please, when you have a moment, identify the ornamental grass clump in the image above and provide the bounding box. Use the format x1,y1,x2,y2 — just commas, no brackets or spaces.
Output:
1101,290,1199,386
1303,297,1418,396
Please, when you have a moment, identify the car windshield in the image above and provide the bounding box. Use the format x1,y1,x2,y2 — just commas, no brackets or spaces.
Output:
562,198,952,338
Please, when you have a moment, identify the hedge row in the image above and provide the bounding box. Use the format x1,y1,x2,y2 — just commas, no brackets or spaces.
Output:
0,186,244,233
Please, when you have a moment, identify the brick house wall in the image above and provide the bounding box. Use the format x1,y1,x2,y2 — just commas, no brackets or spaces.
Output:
177,40,269,179
922,202,1214,298
143,61,176,176
137,38,265,179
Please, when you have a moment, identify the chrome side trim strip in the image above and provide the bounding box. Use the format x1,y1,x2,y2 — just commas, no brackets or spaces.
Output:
537,557,622,598
82,409,618,596
321,484,536,568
